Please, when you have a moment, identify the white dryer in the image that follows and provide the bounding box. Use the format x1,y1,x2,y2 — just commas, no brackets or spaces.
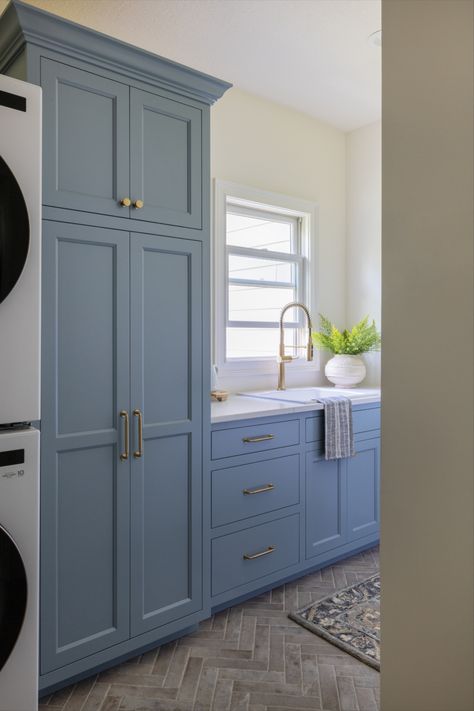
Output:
0,426,39,711
0,75,41,425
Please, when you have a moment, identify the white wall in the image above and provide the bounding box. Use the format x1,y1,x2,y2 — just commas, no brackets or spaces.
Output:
211,87,347,392
346,122,381,385
381,1,474,709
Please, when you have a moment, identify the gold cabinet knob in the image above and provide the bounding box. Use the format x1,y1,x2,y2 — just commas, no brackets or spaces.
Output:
120,197,131,207
133,199,144,209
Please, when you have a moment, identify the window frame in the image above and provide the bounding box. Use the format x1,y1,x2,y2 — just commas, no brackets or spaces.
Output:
213,180,319,375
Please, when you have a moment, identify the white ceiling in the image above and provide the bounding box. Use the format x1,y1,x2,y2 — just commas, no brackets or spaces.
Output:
1,0,381,131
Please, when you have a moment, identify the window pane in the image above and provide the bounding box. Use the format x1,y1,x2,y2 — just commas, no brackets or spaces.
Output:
227,327,298,359
229,284,296,323
226,211,293,253
228,254,295,284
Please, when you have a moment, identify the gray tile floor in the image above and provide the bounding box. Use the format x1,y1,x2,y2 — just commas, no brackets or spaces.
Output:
40,547,380,711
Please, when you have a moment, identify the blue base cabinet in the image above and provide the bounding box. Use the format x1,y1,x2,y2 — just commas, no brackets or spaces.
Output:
208,404,380,611
306,453,348,559
347,436,380,542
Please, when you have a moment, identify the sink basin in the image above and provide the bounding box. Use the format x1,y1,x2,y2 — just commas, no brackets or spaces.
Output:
238,387,377,405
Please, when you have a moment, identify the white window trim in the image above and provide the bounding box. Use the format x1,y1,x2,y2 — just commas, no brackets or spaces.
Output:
213,179,319,376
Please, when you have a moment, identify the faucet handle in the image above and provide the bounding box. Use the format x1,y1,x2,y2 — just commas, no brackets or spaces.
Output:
277,354,294,363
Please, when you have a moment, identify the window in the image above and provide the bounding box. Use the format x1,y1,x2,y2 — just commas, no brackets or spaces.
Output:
214,181,318,374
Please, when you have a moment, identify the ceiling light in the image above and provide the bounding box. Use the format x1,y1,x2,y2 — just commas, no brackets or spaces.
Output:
368,30,382,47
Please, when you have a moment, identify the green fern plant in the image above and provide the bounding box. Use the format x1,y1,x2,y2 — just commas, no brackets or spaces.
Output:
312,314,381,355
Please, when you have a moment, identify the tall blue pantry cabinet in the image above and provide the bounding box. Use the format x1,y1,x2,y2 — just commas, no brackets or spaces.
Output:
0,0,231,692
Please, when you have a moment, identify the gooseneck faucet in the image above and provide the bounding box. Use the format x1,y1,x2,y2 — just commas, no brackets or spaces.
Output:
277,302,313,390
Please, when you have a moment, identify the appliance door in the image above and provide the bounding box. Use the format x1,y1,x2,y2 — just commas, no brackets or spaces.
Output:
0,525,27,672
0,155,29,305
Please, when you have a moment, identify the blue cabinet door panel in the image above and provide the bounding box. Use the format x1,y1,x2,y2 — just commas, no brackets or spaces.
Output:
305,453,347,559
347,438,380,541
130,233,203,636
130,88,202,228
41,222,130,673
41,59,130,217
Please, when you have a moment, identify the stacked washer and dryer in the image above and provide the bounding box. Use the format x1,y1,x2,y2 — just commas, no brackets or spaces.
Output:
0,74,42,711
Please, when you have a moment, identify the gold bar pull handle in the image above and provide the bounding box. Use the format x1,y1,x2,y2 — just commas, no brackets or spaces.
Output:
119,410,129,461
243,545,276,561
133,409,143,458
243,484,275,496
242,434,274,444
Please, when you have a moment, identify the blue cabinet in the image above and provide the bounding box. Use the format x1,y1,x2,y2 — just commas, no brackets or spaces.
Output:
208,406,380,610
41,224,205,671
305,452,348,558
130,89,202,228
347,436,380,542
130,234,203,635
40,222,131,673
41,59,131,218
0,0,230,690
41,58,204,229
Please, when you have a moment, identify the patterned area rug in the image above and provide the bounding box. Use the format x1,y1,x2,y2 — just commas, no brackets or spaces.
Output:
289,573,380,670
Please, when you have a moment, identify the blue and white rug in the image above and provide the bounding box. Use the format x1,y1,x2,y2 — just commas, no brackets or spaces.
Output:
289,574,380,670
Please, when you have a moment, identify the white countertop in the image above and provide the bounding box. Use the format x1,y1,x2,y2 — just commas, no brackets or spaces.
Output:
211,387,381,424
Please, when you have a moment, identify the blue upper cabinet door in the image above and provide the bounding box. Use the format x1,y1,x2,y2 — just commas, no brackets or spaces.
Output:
41,59,130,216
130,88,202,229
40,221,131,673
305,452,348,559
129,232,203,636
347,438,380,542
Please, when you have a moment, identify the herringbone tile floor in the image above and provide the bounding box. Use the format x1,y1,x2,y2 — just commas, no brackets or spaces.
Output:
40,547,379,711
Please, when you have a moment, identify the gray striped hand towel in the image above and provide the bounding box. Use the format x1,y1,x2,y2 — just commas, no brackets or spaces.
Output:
318,396,355,460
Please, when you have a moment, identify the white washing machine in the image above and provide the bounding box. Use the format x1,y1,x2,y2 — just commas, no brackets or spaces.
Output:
0,427,39,711
0,74,41,711
0,74,41,425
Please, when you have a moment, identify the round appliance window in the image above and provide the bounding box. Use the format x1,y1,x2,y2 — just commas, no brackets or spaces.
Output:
0,156,30,305
0,524,27,672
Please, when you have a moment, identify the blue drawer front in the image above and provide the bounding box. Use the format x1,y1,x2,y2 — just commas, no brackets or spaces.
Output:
211,454,300,528
353,407,380,434
211,419,300,460
211,514,300,596
305,414,324,443
305,407,380,442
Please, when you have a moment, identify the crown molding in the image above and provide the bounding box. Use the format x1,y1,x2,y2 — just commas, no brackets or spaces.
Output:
0,0,232,105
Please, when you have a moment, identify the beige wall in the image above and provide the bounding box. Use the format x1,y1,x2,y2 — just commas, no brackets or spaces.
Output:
211,87,347,391
381,1,474,710
346,121,381,385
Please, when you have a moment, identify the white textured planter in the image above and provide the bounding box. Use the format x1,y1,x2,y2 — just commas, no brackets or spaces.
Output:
325,354,367,388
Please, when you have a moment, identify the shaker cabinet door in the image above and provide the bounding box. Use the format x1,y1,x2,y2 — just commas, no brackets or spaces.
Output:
130,88,202,229
41,59,130,217
347,438,380,542
40,222,131,673
305,453,348,559
129,233,203,636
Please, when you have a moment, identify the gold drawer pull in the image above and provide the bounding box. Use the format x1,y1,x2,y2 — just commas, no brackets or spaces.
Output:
243,545,276,561
119,410,129,461
133,199,144,209
120,197,131,207
243,484,275,495
242,434,274,443
133,409,143,458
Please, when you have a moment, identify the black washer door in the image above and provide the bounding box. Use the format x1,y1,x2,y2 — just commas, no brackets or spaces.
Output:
0,524,27,671
0,156,30,305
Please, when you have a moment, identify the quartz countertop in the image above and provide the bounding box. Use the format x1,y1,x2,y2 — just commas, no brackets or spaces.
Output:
211,387,381,424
